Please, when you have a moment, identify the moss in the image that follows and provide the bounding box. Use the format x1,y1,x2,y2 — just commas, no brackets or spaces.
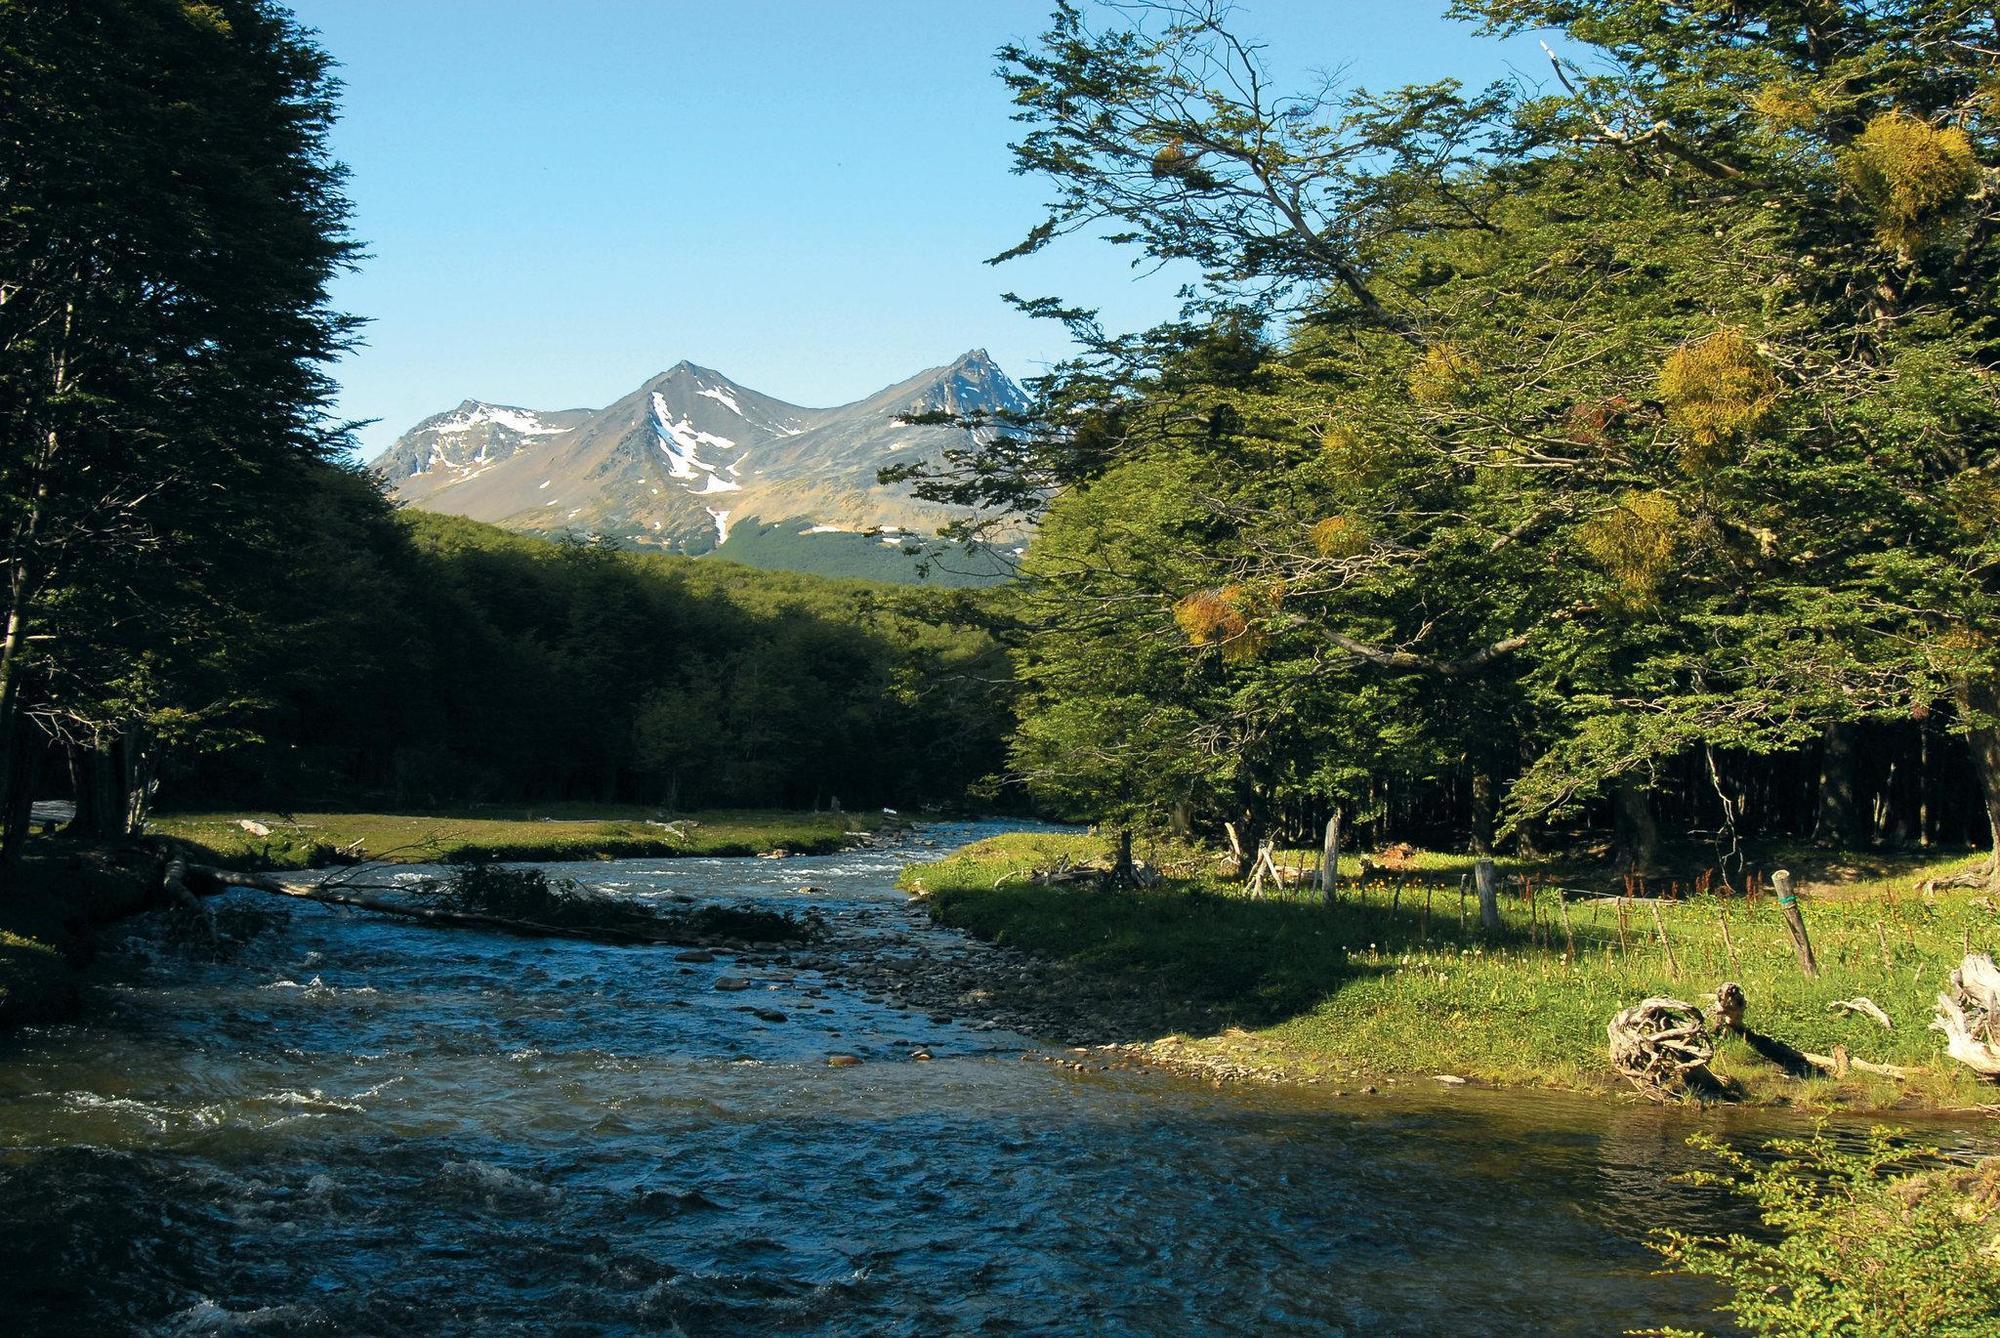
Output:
1840,111,1982,257
1747,82,1818,132
1408,342,1481,405
1658,328,1780,470
1578,489,1686,610
1309,514,1370,560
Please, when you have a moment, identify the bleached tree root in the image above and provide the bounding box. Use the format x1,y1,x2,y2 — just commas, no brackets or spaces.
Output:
1933,953,2000,1079
1609,997,1721,1101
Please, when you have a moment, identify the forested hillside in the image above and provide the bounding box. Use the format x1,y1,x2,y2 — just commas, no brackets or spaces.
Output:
168,489,1011,816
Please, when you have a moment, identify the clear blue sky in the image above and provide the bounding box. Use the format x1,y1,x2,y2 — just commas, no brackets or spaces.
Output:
293,1,1553,457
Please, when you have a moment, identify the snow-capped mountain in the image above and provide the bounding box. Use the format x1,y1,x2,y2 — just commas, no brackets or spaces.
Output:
371,352,1029,575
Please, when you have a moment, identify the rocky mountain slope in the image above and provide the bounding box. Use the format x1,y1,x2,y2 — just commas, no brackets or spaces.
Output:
371,352,1027,575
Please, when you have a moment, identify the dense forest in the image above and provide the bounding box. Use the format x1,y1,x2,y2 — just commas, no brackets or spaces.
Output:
897,0,2000,881
0,0,1008,873
172,490,1010,816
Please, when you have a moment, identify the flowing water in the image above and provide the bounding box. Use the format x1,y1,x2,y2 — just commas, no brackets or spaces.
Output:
0,820,1977,1335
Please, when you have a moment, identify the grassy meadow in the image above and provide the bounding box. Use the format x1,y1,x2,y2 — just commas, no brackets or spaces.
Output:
902,831,2000,1110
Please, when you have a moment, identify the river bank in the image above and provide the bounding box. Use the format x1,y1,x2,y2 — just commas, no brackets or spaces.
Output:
895,831,2000,1114
0,808,902,1029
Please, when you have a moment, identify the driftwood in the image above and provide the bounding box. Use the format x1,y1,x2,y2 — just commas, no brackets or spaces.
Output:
1615,983,1911,1099
1829,996,1893,1030
1932,952,2000,1078
1609,997,1719,1100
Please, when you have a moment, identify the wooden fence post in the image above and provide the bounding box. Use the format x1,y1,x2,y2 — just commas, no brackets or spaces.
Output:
1772,869,1818,977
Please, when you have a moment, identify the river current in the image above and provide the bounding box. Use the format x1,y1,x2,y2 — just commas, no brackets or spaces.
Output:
0,820,1902,1334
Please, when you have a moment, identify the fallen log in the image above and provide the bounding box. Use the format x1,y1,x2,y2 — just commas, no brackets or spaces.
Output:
1828,996,1893,1030
1708,980,1910,1081
175,863,776,950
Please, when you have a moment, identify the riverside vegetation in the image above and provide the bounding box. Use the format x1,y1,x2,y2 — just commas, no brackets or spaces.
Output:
11,1,2000,1334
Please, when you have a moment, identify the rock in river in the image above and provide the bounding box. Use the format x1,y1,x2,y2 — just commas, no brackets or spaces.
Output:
713,976,751,992
826,1054,863,1068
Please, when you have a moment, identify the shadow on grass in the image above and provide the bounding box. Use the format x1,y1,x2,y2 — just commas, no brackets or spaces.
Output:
925,874,1567,1041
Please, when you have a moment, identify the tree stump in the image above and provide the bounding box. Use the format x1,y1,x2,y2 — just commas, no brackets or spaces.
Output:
1932,952,2000,1078
1608,996,1718,1100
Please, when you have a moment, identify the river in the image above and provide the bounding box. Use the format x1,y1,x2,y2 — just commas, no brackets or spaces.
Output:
0,820,1948,1334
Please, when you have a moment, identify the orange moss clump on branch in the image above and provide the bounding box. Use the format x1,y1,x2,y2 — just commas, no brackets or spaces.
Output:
1408,343,1481,405
1151,137,1218,190
1173,582,1281,661
1657,329,1780,472
1309,514,1370,559
1747,82,1818,132
1840,111,1982,257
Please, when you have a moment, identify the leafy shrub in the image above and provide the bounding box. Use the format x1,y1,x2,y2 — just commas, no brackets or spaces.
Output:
1650,1126,2000,1338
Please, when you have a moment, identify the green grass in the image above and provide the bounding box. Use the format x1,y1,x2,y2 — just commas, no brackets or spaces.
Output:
149,806,891,870
903,832,2000,1110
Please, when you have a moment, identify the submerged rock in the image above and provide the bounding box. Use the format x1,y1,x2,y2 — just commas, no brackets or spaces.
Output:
826,1054,863,1068
713,976,751,992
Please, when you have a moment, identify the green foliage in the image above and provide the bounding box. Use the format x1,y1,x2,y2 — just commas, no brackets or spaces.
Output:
1654,1128,2000,1337
909,0,2000,868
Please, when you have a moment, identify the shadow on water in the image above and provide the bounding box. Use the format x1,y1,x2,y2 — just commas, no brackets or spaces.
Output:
0,821,1971,1335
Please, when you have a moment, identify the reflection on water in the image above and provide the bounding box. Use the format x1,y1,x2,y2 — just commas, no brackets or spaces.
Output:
0,822,1973,1334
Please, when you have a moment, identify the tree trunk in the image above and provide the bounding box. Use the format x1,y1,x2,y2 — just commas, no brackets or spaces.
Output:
1319,809,1340,905
67,740,136,842
1475,857,1500,933
1813,722,1859,847
1956,676,2000,890
1233,805,1263,883
1612,777,1660,874
0,716,42,870
1110,826,1136,886
1469,770,1496,856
